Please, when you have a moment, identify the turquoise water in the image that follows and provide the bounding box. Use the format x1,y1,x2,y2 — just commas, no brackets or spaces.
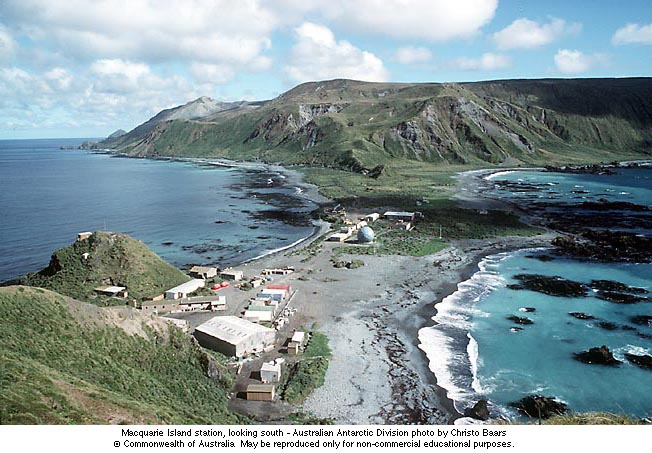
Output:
486,167,652,207
0,138,317,282
475,252,652,417
419,167,652,419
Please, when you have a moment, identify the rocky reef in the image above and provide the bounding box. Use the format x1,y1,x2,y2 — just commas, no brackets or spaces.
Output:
507,274,588,297
511,395,568,419
552,231,652,264
624,353,652,370
506,315,534,325
574,345,622,366
464,399,490,421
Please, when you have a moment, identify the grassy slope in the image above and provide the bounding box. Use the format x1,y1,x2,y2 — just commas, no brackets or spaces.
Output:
18,232,190,303
282,332,331,404
0,286,241,424
108,78,652,172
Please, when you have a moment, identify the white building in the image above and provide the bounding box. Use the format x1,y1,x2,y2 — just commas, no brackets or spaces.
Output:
194,316,275,357
383,211,415,222
179,295,226,311
165,279,205,300
189,266,218,279
364,213,380,222
77,231,92,241
244,305,276,323
327,232,351,242
260,361,282,383
94,285,128,298
220,269,244,281
291,331,306,346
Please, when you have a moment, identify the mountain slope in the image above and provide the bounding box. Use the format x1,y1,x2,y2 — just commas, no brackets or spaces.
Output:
18,232,190,302
99,78,652,170
101,96,257,149
0,286,240,424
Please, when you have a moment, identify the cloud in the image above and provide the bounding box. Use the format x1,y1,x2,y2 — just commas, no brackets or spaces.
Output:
0,62,210,134
190,63,236,85
493,18,581,50
44,67,73,90
0,0,275,67
89,59,154,93
0,25,16,60
285,22,388,83
452,53,511,70
553,49,607,75
612,23,652,45
395,46,432,64
270,0,498,42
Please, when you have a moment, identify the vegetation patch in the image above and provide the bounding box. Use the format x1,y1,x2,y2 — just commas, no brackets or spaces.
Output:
282,357,329,404
331,259,365,269
281,331,330,404
304,332,332,358
17,232,190,303
0,286,241,424
538,412,645,425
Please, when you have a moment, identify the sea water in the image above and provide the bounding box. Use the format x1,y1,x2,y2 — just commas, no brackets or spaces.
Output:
0,138,316,282
419,167,652,419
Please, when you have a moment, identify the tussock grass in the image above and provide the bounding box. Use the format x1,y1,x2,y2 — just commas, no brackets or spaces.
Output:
0,286,242,425
18,232,190,303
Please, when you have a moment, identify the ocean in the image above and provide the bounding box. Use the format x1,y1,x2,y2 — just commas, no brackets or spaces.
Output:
419,167,652,419
0,138,317,283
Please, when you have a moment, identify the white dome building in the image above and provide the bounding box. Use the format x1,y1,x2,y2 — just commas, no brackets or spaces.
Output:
357,226,375,243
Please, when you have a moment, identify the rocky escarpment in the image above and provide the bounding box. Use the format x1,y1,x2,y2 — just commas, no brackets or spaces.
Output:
94,78,652,171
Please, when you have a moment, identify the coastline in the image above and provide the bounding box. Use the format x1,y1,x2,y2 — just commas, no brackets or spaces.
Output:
79,148,599,423
33,145,648,422
86,148,333,266
79,149,565,424
149,153,559,423
420,164,652,422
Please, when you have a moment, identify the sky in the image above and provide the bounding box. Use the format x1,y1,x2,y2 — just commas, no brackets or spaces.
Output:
0,0,651,139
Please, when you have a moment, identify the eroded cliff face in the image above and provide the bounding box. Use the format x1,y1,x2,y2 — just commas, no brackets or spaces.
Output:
102,78,652,170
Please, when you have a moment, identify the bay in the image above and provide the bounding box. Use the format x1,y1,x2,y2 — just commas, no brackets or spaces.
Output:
0,138,317,283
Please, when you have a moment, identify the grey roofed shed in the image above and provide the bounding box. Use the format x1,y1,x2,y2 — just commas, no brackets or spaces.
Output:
194,315,275,357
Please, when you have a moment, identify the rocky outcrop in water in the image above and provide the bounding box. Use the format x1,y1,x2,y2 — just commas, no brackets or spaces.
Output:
596,291,649,304
590,280,648,293
596,321,620,331
507,315,534,325
630,315,652,327
511,395,568,419
574,345,622,366
569,312,595,320
464,399,490,421
507,274,588,297
624,353,652,370
552,231,652,263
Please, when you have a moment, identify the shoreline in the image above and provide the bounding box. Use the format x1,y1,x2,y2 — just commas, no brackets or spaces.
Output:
85,148,333,268
79,149,644,423
422,165,652,423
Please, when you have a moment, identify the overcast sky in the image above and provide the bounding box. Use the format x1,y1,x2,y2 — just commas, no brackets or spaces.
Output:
1,0,651,139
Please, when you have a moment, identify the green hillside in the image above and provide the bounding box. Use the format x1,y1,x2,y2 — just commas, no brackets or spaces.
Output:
18,232,190,303
100,78,652,172
0,286,241,424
